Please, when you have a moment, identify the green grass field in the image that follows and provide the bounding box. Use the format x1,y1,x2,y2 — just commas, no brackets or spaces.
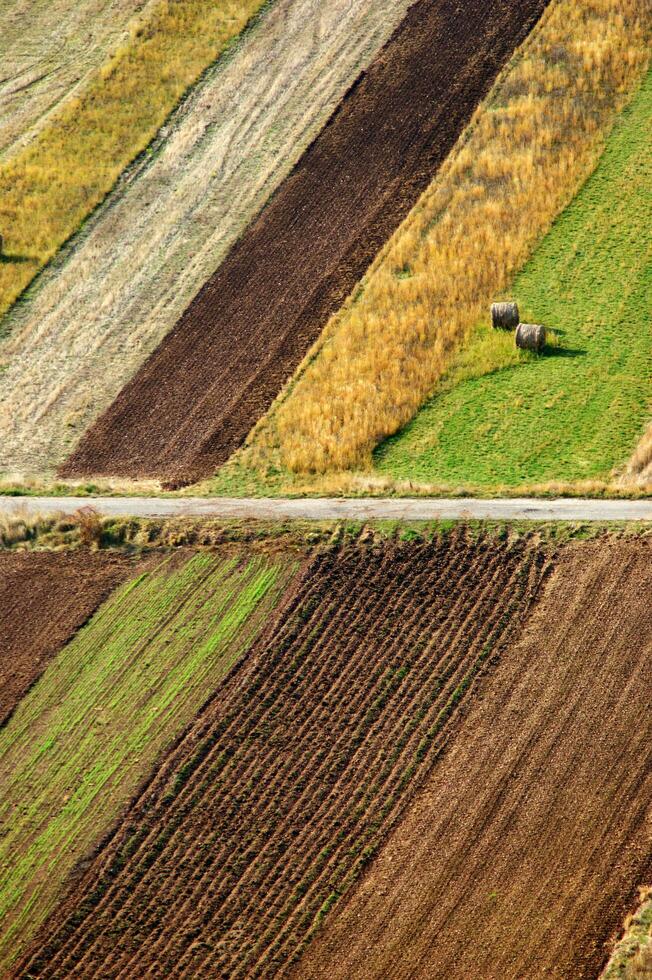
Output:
374,68,652,489
0,551,296,971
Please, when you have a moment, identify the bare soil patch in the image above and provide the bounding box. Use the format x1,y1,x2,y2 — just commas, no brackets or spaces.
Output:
295,539,652,980
19,533,549,977
63,0,549,486
0,550,140,725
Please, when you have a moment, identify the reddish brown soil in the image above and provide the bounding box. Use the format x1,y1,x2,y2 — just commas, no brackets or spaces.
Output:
19,533,549,977
0,551,140,726
61,0,549,485
294,539,652,980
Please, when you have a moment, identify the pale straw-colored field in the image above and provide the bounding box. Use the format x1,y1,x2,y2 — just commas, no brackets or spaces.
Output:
0,0,154,158
625,425,652,486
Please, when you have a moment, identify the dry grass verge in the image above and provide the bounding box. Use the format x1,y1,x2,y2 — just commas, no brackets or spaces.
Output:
625,428,652,486
249,0,649,474
0,0,267,319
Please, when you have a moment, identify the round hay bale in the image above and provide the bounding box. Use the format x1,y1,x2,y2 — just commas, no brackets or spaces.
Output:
491,301,519,330
515,323,546,352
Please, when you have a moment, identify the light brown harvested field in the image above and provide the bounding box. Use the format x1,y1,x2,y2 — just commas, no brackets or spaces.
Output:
0,0,413,478
0,0,153,158
0,550,141,725
296,539,652,980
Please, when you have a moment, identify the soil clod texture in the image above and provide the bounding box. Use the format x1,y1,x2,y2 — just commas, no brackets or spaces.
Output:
19,533,549,977
62,0,549,486
0,550,139,726
295,539,652,980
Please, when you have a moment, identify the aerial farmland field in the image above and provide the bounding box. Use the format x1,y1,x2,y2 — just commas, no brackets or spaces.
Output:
61,0,548,485
0,0,155,157
0,0,650,977
0,0,415,476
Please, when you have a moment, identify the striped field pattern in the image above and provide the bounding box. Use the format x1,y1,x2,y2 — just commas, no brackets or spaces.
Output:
22,533,550,978
0,550,298,973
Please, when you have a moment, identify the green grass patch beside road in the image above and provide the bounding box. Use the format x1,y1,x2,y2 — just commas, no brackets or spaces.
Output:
375,68,652,489
0,550,295,972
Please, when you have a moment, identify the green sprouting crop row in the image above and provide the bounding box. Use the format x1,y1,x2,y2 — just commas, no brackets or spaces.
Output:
375,66,652,489
0,550,297,972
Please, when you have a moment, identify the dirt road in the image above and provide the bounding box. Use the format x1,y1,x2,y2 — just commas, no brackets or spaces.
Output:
0,496,650,522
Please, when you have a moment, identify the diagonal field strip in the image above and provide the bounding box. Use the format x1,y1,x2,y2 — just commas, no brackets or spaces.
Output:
296,539,652,979
61,0,550,486
0,0,155,158
0,550,298,973
0,0,271,321
0,495,651,522
255,0,650,479
0,0,415,477
375,64,652,488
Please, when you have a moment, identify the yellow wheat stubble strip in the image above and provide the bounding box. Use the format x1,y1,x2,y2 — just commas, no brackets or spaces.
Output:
250,0,649,474
0,0,266,319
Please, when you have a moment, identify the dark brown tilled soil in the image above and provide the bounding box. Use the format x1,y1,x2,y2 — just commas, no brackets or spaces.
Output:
294,539,652,980
0,551,141,726
62,0,549,485
18,533,549,977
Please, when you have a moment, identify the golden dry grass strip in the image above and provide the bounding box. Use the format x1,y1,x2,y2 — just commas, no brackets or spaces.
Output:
625,427,652,486
0,0,267,319
248,0,650,474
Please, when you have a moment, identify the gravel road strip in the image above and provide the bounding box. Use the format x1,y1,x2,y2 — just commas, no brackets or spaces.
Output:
0,497,650,522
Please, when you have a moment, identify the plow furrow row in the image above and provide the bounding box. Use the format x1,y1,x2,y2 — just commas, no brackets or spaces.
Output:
22,533,549,979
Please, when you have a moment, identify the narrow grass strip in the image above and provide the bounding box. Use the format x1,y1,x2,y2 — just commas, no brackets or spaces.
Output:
248,0,649,475
0,0,267,320
0,550,296,972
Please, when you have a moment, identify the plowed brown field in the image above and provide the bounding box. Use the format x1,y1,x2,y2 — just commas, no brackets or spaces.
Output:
19,533,549,977
0,550,140,726
295,539,652,980
62,0,549,486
